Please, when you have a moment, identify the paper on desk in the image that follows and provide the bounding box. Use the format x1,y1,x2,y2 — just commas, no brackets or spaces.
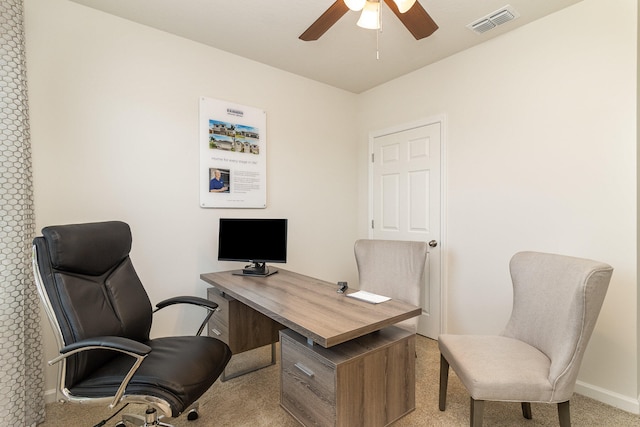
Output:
346,290,391,304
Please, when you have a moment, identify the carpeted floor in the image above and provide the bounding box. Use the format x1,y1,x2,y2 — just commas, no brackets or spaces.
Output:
40,336,639,426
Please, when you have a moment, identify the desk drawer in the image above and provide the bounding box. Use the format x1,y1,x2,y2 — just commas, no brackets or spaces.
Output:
280,327,416,427
207,288,229,342
281,332,336,426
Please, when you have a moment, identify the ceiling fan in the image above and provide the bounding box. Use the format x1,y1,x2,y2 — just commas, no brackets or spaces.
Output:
299,0,438,41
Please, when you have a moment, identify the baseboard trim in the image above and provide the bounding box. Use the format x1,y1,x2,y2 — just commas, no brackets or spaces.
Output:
575,380,640,415
44,388,58,404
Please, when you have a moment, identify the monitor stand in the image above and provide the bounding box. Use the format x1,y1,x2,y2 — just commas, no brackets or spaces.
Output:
232,262,278,277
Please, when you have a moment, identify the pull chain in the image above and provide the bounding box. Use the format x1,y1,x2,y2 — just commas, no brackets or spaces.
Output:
376,4,382,60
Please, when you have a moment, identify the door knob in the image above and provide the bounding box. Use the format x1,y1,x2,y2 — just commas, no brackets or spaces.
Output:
428,240,438,248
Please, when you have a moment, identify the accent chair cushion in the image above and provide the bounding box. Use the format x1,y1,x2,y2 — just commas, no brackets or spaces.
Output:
438,334,555,402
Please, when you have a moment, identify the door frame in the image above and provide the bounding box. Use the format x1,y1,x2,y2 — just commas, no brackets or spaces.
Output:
367,114,448,336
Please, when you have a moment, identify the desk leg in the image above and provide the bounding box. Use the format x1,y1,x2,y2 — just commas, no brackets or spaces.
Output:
221,342,277,382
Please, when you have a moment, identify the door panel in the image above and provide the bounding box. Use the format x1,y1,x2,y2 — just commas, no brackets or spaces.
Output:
409,169,429,232
381,173,399,230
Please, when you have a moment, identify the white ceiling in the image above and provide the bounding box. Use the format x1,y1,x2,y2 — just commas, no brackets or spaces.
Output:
69,0,584,93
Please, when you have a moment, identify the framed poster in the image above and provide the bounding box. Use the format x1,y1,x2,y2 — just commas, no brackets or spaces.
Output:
199,97,267,208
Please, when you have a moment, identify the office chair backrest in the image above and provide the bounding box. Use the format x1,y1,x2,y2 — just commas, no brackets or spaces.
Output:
354,239,427,329
502,251,613,400
33,221,153,388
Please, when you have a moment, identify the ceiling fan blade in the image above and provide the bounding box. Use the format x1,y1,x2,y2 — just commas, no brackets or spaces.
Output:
299,1,350,41
383,0,438,40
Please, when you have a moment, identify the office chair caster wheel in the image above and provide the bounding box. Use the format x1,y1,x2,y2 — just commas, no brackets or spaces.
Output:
115,422,126,427
187,408,199,421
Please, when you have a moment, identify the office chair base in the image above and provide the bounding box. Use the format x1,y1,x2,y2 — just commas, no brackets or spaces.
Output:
116,407,172,427
115,404,200,427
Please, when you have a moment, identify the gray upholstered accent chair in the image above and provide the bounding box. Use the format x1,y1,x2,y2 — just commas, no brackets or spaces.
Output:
354,239,428,332
33,221,232,427
438,251,613,427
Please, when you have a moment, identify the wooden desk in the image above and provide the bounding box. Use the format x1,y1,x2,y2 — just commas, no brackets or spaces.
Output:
200,268,421,427
200,268,421,347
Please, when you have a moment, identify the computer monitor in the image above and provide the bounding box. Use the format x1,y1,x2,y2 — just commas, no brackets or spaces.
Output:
217,218,287,276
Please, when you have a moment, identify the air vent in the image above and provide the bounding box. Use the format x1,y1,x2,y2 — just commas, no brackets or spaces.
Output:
467,5,520,34
470,19,496,34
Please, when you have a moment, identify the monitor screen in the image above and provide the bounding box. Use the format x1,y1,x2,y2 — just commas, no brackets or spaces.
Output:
218,218,288,264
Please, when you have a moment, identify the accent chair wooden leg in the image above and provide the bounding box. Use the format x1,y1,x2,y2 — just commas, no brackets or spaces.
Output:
470,398,484,427
439,354,449,411
558,400,571,427
521,402,532,419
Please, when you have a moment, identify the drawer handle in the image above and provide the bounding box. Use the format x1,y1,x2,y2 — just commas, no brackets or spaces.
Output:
294,363,315,378
211,328,222,336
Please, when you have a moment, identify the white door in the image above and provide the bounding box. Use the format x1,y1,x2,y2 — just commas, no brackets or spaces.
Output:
370,120,442,339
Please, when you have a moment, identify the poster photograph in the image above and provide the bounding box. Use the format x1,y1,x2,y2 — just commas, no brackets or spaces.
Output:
199,97,267,208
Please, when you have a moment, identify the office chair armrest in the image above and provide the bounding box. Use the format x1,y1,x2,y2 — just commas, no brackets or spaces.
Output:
154,296,220,336
155,296,219,312
50,336,151,410
57,336,152,357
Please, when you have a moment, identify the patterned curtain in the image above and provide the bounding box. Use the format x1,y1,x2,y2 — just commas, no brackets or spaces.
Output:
0,0,46,425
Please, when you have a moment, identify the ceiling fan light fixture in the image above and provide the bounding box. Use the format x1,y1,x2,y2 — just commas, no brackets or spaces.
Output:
344,0,366,12
393,0,416,14
357,1,380,30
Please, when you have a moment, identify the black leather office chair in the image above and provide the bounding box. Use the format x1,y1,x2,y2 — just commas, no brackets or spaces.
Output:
33,221,232,427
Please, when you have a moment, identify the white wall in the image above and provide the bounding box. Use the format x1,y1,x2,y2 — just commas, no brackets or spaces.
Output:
25,0,360,395
357,0,638,412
